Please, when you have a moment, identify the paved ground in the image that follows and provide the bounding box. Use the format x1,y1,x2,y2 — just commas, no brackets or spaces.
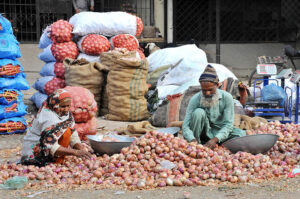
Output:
1,44,300,198
0,177,300,199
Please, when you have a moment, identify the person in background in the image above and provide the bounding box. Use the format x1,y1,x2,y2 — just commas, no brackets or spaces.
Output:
21,89,92,166
73,0,94,13
182,64,245,149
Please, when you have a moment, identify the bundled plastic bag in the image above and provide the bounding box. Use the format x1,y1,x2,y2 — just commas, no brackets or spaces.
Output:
30,91,48,109
78,34,110,56
64,58,108,111
0,59,23,77
0,33,21,59
40,62,56,76
0,117,27,135
0,14,13,34
0,102,27,120
0,176,28,189
74,117,97,140
51,41,79,62
65,86,98,123
38,26,52,49
50,20,73,43
38,44,56,62
110,34,139,51
0,89,23,105
32,76,54,93
261,83,286,106
40,62,65,79
77,53,100,63
69,12,138,36
0,73,30,90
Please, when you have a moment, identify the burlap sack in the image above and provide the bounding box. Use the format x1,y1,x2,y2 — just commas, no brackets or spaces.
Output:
234,114,241,128
101,49,149,121
64,58,109,112
99,74,109,116
238,115,268,130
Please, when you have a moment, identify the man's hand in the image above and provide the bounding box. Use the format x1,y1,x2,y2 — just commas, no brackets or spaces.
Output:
205,137,219,149
75,9,80,13
190,139,198,144
90,6,94,11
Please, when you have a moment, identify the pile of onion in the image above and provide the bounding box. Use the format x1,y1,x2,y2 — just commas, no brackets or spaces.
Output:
0,122,299,189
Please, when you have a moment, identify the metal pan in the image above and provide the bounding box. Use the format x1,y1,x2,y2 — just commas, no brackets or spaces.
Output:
223,134,279,155
156,127,180,136
87,134,136,156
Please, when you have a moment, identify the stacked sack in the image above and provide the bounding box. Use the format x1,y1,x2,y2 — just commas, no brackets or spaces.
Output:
65,86,97,140
31,20,79,108
64,58,108,112
101,48,149,121
0,14,29,135
69,11,145,116
31,20,101,140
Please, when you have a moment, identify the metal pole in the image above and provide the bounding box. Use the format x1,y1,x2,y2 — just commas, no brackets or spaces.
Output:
295,83,299,124
216,0,220,63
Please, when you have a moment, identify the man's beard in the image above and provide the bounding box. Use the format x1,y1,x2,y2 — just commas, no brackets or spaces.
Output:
200,92,219,108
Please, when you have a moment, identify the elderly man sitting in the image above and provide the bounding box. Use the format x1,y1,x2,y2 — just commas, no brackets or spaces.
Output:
182,64,245,149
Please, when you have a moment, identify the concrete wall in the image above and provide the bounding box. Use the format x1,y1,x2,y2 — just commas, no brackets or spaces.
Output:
157,0,300,80
199,43,300,79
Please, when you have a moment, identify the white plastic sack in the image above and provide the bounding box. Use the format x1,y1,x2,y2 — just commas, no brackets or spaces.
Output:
147,44,208,73
77,53,101,63
157,62,237,87
69,12,137,36
38,44,56,62
157,85,179,100
38,26,52,49
248,87,261,98
157,79,200,99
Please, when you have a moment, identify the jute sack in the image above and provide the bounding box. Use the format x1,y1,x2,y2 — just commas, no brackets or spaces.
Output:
101,49,149,121
64,58,109,112
99,72,109,116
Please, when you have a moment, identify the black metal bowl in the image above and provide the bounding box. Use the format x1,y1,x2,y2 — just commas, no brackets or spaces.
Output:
223,134,279,154
87,135,136,156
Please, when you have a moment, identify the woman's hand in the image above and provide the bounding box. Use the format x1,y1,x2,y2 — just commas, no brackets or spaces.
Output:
81,142,94,153
74,143,93,153
74,149,92,159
